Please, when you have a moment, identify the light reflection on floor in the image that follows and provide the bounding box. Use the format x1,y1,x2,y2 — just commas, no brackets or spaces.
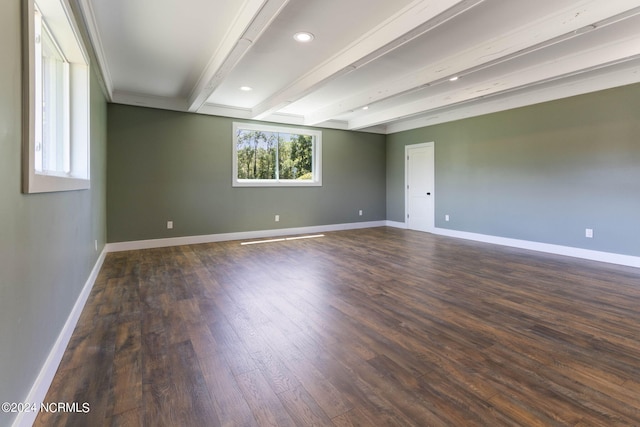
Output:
240,234,325,246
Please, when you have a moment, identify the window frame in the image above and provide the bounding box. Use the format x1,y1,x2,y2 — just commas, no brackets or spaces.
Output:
22,0,91,193
232,122,322,187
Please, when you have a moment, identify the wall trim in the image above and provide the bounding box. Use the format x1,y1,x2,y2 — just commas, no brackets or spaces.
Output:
106,221,388,252
387,222,640,268
432,228,640,268
108,221,639,268
385,220,407,229
13,248,108,427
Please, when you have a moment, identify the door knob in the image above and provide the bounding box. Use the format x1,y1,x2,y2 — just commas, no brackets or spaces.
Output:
426,192,431,195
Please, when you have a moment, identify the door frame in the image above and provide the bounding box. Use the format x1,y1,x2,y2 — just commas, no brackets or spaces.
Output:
405,142,435,231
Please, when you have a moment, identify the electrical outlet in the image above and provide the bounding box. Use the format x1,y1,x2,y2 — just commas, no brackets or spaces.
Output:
359,210,363,216
585,228,593,238
275,215,280,222
445,214,450,222
167,220,173,229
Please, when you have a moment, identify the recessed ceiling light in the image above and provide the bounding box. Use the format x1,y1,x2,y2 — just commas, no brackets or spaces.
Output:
449,76,459,82
293,32,314,43
362,106,369,110
240,86,253,91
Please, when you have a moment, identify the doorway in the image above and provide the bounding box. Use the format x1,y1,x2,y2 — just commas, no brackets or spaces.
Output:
405,142,434,232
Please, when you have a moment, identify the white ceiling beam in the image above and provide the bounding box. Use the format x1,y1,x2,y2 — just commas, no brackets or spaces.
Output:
306,0,640,126
348,35,640,129
196,104,387,133
249,0,486,120
386,57,640,133
187,0,290,112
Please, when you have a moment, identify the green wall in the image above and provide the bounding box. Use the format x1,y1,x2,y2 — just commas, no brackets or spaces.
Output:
0,1,107,425
107,104,386,242
387,83,640,256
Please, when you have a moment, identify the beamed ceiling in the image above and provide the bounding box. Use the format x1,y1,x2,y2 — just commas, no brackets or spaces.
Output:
78,0,640,134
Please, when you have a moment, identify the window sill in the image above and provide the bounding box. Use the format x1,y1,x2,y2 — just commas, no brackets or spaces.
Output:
26,173,90,193
232,180,322,188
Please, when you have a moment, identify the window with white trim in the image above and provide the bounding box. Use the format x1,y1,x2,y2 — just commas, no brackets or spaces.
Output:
233,122,322,187
23,0,90,193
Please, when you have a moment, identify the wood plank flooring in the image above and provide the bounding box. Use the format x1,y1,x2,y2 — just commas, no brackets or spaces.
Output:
36,227,640,426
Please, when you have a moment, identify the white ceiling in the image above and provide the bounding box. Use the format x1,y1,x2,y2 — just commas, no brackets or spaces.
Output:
78,0,640,134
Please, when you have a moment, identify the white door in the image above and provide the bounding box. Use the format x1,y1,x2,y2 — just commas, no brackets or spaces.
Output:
406,143,434,232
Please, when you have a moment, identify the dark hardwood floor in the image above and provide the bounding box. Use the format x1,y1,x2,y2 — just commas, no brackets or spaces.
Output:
36,227,640,426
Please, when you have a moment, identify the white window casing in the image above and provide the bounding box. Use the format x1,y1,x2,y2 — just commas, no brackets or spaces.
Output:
23,0,90,193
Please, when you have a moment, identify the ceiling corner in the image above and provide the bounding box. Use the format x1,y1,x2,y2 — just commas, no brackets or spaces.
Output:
75,0,114,101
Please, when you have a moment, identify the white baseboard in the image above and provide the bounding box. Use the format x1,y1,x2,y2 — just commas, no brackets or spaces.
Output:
13,248,107,427
433,227,640,268
107,220,639,268
106,220,388,252
385,221,640,268
385,220,407,229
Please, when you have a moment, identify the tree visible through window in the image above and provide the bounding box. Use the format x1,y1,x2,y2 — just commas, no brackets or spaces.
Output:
233,123,321,187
